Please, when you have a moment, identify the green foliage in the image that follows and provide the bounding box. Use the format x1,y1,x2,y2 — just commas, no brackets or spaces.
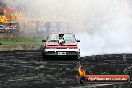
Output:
0,38,43,45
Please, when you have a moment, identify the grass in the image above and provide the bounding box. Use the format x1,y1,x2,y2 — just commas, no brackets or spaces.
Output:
0,38,44,45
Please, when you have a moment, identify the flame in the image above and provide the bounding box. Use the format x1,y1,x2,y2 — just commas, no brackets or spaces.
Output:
78,65,86,76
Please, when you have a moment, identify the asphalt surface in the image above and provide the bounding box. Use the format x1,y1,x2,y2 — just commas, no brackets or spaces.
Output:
0,50,131,88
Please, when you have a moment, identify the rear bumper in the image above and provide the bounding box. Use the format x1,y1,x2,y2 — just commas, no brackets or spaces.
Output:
43,48,80,56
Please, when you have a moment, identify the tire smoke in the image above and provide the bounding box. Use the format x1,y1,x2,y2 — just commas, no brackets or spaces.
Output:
8,0,132,56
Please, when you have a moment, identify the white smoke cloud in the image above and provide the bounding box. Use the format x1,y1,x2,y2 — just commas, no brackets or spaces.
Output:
10,0,132,56
76,0,132,56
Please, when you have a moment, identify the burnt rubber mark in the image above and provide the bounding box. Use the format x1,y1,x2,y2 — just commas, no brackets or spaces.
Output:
0,51,132,88
0,50,79,88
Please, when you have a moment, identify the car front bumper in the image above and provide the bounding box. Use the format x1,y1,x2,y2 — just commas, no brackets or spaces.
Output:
43,48,80,56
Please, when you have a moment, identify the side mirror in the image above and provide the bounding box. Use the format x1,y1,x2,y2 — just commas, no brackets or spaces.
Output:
77,40,80,42
42,40,46,42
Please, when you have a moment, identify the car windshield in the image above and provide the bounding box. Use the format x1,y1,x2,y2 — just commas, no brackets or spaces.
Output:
48,33,75,42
